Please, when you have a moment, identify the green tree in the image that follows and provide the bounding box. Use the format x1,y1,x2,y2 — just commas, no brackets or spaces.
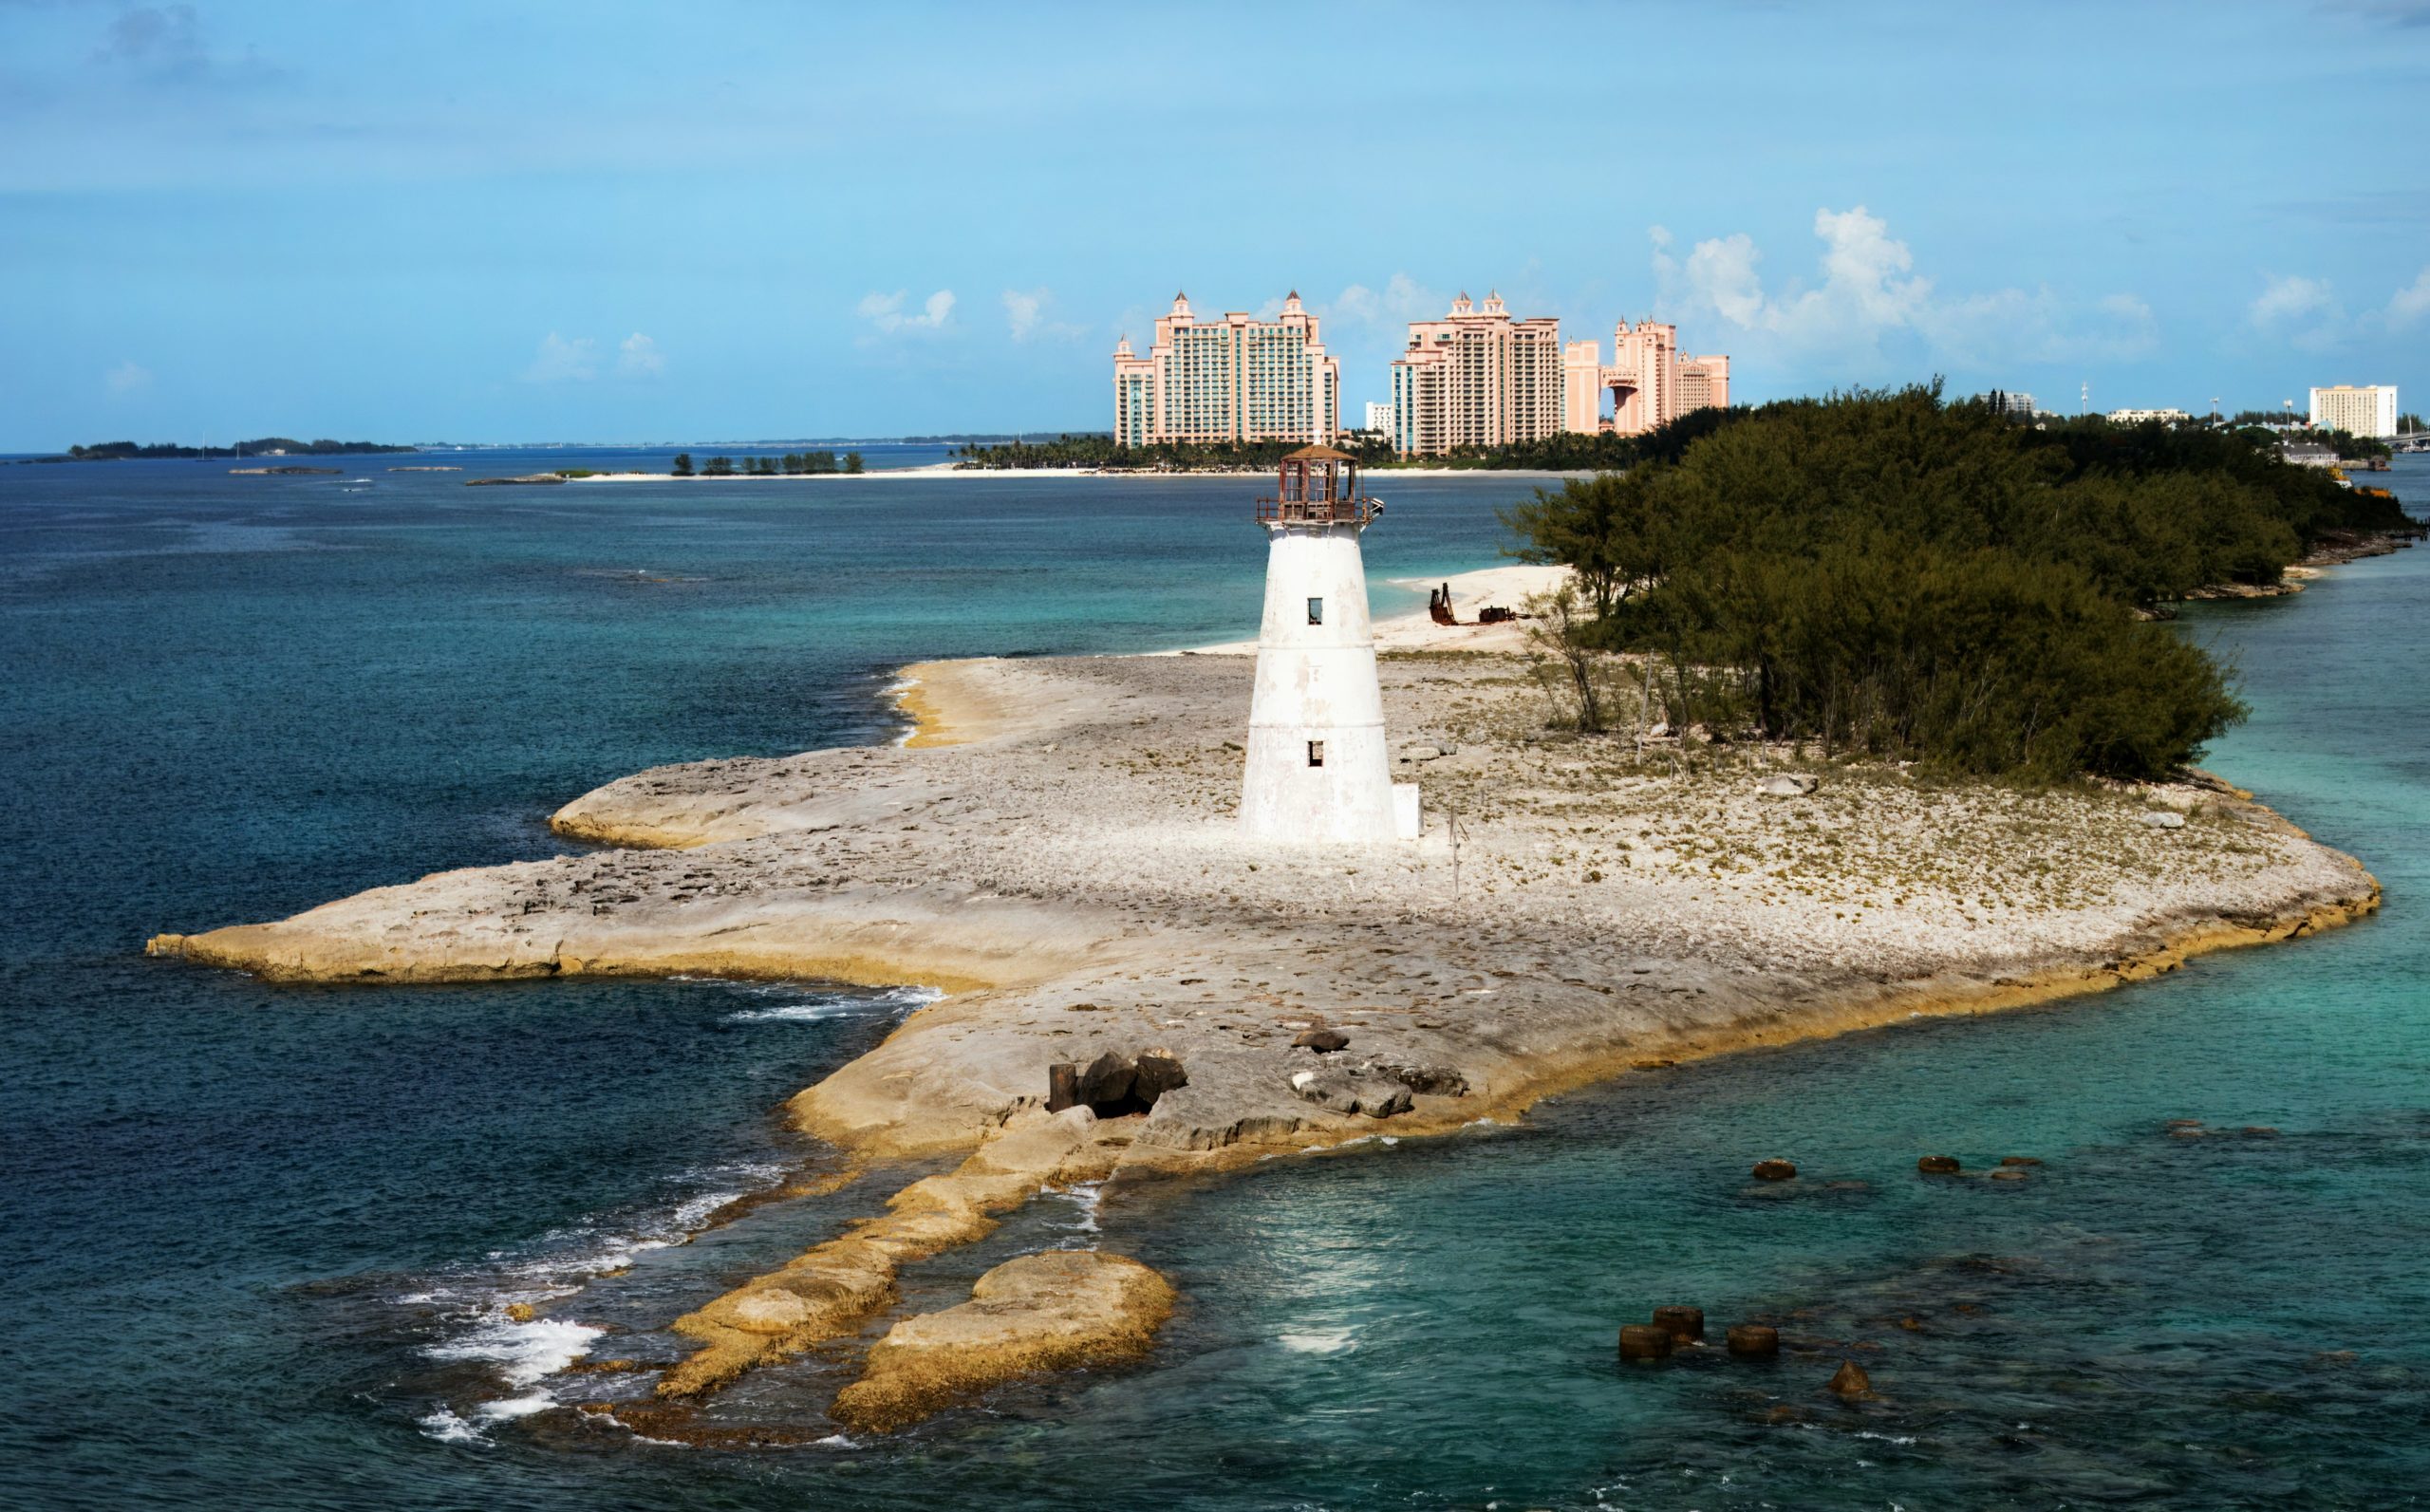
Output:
704,456,735,476
671,452,694,476
844,451,865,474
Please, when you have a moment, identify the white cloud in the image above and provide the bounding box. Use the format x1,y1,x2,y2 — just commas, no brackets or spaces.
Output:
1001,288,1084,342
2251,274,2337,326
1328,273,1448,328
2387,267,2430,326
614,331,664,378
103,359,152,395
1653,206,2156,371
857,289,955,335
522,332,599,383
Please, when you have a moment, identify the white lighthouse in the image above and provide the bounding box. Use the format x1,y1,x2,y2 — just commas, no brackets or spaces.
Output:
1239,445,1418,844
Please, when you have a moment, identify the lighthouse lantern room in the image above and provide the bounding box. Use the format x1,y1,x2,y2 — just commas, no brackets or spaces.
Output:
1238,445,1419,843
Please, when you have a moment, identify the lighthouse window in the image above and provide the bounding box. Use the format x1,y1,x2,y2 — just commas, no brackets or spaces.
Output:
1306,597,1323,625
1307,740,1325,768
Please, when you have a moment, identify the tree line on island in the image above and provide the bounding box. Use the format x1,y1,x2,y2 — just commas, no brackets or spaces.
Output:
1504,383,2420,784
41,438,417,462
670,450,863,476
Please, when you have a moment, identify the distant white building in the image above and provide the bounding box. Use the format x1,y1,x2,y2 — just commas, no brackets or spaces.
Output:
2309,384,2398,439
1363,401,1393,435
2109,408,2192,425
1979,390,2036,420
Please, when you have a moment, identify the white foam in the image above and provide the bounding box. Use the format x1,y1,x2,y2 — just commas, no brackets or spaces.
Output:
477,1391,558,1421
1279,1328,1357,1355
424,1313,603,1387
417,1408,488,1445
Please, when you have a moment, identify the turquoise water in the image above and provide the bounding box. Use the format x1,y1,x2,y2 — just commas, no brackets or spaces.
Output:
2,453,2423,1508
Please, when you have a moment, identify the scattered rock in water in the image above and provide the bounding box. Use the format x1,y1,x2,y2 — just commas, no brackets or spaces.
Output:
1293,1028,1350,1053
1916,1154,1962,1175
1727,1324,1781,1359
1653,1306,1706,1344
1825,1359,1875,1399
1988,1167,2028,1182
2242,1126,2281,1138
504,1302,536,1323
1751,1158,1798,1181
1997,1155,2043,1167
2138,810,2187,830
1617,1324,1673,1362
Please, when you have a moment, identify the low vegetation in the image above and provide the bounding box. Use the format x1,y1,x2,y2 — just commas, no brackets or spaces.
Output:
1503,383,2417,782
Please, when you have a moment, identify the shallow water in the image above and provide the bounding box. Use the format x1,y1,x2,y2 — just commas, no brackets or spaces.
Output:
2,453,2423,1508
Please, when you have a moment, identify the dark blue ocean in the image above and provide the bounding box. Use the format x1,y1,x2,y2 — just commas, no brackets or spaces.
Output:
2,451,2424,1510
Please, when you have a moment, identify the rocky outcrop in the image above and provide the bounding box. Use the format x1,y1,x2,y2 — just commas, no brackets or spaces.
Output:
830,1250,1175,1433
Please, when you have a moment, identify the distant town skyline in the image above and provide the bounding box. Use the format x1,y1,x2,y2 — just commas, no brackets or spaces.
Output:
4,0,2428,448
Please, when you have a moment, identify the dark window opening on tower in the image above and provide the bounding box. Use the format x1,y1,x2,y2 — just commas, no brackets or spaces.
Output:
1307,597,1323,625
1307,740,1325,768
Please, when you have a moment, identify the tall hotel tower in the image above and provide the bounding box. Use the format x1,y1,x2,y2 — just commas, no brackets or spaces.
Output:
1112,292,1340,447
1388,290,1564,457
1237,447,1417,844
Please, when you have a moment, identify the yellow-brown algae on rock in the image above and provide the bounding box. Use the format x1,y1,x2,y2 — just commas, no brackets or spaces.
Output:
657,1106,1125,1400
830,1250,1176,1434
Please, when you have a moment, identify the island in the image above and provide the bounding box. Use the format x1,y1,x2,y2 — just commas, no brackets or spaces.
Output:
142,388,2412,1441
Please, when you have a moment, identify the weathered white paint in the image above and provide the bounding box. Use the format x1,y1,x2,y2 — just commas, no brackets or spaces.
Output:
1240,522,1408,842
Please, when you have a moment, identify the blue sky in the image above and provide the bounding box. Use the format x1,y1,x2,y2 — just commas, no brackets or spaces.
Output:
3,0,2426,446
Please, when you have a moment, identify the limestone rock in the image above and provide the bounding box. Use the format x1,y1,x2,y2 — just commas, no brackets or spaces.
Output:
2138,810,2187,830
831,1250,1175,1433
1751,1158,1798,1181
730,1289,813,1335
1288,1068,1412,1118
1916,1154,1962,1174
1293,1028,1350,1053
1365,1060,1468,1096
1653,1305,1705,1343
1757,774,1821,798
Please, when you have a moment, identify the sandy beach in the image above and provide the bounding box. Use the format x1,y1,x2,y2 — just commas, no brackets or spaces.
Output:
146,573,2381,1434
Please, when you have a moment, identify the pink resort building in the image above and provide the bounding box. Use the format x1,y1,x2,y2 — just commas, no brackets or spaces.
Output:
1384,293,1733,456
1563,320,1731,438
1112,292,1340,448
1387,290,1565,457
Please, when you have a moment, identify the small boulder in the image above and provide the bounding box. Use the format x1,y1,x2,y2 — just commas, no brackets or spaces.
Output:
1917,1154,1962,1175
1653,1306,1705,1344
1756,776,1806,799
1751,1158,1798,1181
1727,1324,1780,1359
1826,1359,1874,1399
1617,1324,1673,1362
1996,1155,2042,1167
1289,1069,1412,1119
1075,1051,1135,1109
1131,1051,1188,1104
1294,1028,1350,1054
2137,810,2186,830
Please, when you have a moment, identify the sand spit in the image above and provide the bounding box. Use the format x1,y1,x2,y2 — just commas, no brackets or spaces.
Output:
146,649,2379,1424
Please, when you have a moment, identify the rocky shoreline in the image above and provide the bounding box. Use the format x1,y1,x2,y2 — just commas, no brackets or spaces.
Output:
146,647,2381,1435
